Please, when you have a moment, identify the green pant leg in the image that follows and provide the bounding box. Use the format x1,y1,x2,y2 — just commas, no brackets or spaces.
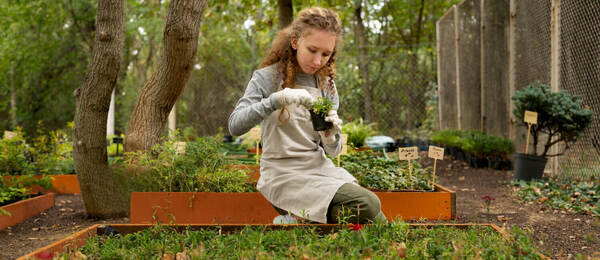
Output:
327,183,388,224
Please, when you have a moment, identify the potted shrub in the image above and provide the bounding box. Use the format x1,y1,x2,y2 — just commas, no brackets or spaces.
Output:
511,82,593,180
309,97,333,131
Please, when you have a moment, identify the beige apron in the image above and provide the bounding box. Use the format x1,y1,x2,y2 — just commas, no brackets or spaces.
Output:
256,83,358,223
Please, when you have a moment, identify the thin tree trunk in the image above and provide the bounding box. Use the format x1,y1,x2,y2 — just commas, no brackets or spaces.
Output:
354,0,373,122
72,0,128,218
277,0,293,29
10,66,17,128
125,0,208,152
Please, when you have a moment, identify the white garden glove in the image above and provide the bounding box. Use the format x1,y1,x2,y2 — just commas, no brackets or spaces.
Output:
319,110,343,145
272,88,314,108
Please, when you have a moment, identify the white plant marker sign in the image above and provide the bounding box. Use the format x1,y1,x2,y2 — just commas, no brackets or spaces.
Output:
249,127,261,164
428,146,444,191
398,146,419,189
524,110,538,154
3,131,17,140
338,134,348,167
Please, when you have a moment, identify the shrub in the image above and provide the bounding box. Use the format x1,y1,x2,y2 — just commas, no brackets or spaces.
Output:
113,136,255,193
512,81,593,157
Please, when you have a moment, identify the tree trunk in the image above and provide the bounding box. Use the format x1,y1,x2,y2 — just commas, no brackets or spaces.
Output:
353,0,373,122
278,0,293,29
72,0,128,218
125,0,208,152
10,66,17,128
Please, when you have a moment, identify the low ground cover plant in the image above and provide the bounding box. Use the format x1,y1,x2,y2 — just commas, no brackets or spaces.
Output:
113,136,256,193
512,177,600,216
338,150,434,191
59,222,542,259
0,174,52,215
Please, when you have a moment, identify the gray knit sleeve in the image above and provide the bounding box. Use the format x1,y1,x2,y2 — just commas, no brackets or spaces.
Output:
228,68,282,136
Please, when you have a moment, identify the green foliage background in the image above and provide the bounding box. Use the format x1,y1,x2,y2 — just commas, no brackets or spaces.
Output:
0,0,460,139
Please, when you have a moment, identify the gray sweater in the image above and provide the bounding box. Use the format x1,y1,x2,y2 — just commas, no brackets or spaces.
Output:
228,65,342,156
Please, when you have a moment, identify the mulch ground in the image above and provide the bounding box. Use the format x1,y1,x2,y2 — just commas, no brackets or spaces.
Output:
1,154,599,259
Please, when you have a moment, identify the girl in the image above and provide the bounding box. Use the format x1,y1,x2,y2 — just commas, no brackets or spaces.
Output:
229,7,386,224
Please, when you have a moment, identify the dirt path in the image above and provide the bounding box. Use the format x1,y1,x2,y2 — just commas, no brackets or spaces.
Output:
429,155,600,259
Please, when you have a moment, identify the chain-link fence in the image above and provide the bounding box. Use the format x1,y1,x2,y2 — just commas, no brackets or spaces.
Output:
556,0,600,178
437,0,600,178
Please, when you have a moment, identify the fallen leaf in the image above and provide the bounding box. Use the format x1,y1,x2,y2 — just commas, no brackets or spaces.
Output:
393,242,407,258
496,215,510,222
458,176,465,181
163,253,174,260
32,227,39,231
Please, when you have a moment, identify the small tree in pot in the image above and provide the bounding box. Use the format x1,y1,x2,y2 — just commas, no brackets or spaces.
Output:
511,81,593,180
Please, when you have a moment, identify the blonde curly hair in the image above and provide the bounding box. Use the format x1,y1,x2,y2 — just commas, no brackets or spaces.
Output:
260,7,342,97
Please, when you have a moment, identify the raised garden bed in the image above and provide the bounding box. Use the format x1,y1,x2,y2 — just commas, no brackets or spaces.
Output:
0,193,54,230
20,222,547,259
3,174,80,194
129,184,455,224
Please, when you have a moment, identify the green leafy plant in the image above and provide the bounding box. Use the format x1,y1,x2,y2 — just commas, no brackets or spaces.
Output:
310,97,333,116
512,81,593,157
512,177,600,216
0,174,53,209
0,128,34,175
338,150,433,191
342,118,378,148
113,136,256,193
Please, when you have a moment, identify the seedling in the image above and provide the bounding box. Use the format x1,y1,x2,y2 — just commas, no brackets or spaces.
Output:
309,97,333,131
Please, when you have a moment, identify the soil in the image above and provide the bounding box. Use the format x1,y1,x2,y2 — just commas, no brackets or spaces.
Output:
1,154,599,259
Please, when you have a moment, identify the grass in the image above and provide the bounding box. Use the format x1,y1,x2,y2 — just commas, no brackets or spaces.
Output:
58,222,543,259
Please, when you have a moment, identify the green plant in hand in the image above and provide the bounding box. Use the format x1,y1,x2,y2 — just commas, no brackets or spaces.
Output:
310,97,333,116
512,81,593,156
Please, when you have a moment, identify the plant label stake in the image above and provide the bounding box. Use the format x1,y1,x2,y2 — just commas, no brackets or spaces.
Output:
398,146,419,189
523,110,538,154
338,134,348,167
428,146,444,191
249,127,261,164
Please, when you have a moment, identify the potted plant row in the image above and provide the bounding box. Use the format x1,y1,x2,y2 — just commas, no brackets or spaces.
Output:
21,221,547,259
511,82,593,181
430,129,514,170
121,137,455,225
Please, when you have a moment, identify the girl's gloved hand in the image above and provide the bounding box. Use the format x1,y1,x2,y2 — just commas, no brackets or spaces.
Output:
272,88,314,108
319,110,343,145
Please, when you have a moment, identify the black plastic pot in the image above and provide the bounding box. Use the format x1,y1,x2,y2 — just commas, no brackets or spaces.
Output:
513,153,548,181
309,110,333,131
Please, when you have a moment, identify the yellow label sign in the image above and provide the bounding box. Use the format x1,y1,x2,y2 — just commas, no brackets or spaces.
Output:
524,110,538,124
3,131,17,140
398,147,419,160
341,134,348,145
174,141,186,155
340,144,348,155
428,146,444,160
249,127,261,140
